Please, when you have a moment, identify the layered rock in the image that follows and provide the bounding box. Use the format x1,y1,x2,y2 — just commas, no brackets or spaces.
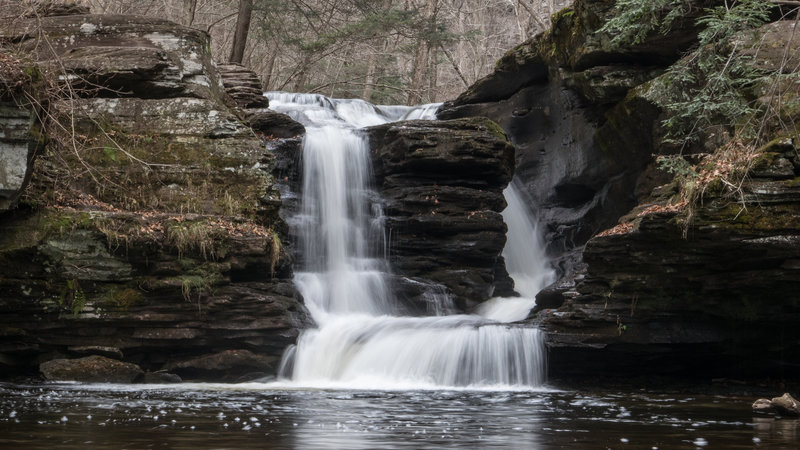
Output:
543,136,800,379
442,0,800,380
217,63,269,109
0,10,308,380
367,117,515,311
438,0,716,275
0,50,41,212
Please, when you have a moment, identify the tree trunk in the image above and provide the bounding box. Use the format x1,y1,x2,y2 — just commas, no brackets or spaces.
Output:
262,42,279,91
362,50,378,101
407,0,438,105
183,0,197,27
229,0,254,64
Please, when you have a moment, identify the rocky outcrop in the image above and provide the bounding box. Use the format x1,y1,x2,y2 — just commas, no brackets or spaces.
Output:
0,50,41,212
0,10,308,380
2,14,224,100
367,117,515,311
442,0,800,380
438,0,716,276
541,135,800,380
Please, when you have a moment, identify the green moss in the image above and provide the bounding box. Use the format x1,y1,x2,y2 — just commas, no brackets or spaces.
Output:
479,118,509,141
38,211,94,237
550,7,575,25
97,286,145,310
58,279,86,316
694,202,800,231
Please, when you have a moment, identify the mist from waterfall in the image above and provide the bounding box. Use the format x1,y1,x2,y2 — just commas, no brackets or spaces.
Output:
268,92,551,389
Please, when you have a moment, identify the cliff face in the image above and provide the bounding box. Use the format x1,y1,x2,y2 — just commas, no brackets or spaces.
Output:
441,0,800,380
367,118,516,311
0,9,308,381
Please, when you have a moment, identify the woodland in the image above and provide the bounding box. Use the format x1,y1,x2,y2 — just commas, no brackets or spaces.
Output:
83,0,570,104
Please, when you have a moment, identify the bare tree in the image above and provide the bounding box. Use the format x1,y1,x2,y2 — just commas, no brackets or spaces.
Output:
84,0,575,103
229,0,253,64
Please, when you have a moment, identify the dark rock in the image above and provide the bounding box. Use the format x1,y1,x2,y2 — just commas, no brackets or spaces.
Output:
449,38,548,106
67,345,124,360
367,117,515,310
143,371,182,383
164,349,277,382
442,1,800,381
438,1,718,279
0,13,309,381
40,355,143,383
247,109,305,138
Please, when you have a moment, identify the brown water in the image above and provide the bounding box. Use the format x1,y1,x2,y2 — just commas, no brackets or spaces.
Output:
1,382,797,449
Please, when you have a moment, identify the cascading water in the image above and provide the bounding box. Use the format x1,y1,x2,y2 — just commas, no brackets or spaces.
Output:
268,92,551,389
475,179,556,323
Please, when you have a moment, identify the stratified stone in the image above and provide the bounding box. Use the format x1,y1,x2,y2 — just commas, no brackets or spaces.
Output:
40,355,143,383
1,14,225,100
67,345,124,360
218,63,269,109
0,13,309,382
367,117,515,310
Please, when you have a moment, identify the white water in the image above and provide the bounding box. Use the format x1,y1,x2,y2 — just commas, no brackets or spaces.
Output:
268,92,551,389
475,180,556,323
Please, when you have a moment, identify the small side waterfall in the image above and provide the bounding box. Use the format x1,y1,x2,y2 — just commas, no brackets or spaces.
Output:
269,92,551,389
475,180,556,323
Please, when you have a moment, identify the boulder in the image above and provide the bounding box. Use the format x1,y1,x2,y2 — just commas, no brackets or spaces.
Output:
1,14,225,100
164,349,277,382
40,355,143,383
246,109,305,138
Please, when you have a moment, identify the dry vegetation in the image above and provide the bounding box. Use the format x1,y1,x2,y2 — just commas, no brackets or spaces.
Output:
79,0,570,104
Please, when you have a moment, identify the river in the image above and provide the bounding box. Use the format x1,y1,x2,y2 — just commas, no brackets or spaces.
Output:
1,382,795,449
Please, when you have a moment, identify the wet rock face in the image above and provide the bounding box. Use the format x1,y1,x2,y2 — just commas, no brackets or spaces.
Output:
441,0,800,380
367,118,515,311
0,12,309,381
542,139,800,379
163,349,277,382
438,0,713,276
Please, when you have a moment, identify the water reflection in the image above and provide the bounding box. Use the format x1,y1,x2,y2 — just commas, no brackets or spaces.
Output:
0,382,796,449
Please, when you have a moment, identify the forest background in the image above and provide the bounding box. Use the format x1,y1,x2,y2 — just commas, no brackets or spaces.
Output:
82,0,569,104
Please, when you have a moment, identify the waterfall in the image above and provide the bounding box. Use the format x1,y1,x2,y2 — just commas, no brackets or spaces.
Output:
475,180,556,323
268,92,549,389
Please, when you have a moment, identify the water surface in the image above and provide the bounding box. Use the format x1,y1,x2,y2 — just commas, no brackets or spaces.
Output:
1,382,796,449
